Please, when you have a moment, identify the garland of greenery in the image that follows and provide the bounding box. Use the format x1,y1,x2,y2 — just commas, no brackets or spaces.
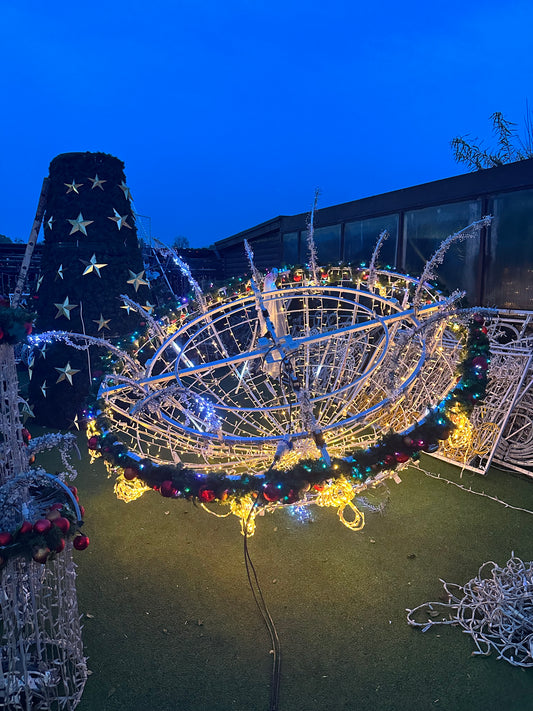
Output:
87,313,489,507
0,305,34,345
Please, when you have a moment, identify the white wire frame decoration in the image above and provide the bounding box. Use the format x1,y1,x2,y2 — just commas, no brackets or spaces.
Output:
433,309,533,476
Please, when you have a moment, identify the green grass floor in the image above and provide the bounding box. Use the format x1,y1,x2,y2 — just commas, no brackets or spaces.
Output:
38,434,533,711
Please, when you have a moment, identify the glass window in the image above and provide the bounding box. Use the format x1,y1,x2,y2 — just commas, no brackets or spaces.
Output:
344,214,399,267
484,189,533,309
403,201,482,300
313,225,341,263
282,232,300,266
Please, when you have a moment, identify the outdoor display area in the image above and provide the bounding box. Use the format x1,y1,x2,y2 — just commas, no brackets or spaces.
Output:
65,440,533,711
1,151,532,711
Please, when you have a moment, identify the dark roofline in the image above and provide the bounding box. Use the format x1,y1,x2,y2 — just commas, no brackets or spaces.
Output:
215,158,533,245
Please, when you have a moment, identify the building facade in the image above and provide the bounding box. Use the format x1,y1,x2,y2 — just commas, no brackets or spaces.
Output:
214,159,533,310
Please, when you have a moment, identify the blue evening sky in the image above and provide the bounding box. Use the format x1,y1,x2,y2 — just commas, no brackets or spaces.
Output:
1,0,532,247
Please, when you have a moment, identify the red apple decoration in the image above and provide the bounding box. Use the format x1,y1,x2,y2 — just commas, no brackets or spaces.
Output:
19,521,33,535
123,467,138,481
73,535,89,551
54,539,66,553
33,518,52,535
0,532,13,546
53,517,70,534
160,480,177,497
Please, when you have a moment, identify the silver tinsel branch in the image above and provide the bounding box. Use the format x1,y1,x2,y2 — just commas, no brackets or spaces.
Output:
119,294,166,341
413,216,492,312
154,238,207,313
244,239,263,288
28,432,80,480
367,230,389,289
29,330,141,376
306,188,320,284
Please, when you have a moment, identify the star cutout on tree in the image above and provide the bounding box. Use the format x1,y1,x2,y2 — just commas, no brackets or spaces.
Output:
118,181,132,201
55,362,80,385
40,380,48,398
20,401,35,420
88,174,106,190
54,296,78,320
127,270,149,292
38,342,48,359
81,254,108,277
108,208,132,230
120,300,133,314
64,180,83,194
142,301,155,315
56,264,66,280
46,216,54,230
93,314,111,331
68,212,94,236
36,275,43,292
68,413,82,431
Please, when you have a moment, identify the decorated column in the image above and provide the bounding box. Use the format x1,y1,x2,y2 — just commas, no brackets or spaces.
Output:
29,152,151,428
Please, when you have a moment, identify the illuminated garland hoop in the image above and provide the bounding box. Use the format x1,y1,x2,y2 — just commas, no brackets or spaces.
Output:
89,255,491,532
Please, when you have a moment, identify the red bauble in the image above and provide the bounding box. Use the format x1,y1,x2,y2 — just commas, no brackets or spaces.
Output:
53,517,71,534
472,356,488,370
394,452,409,464
55,539,66,553
87,436,99,450
123,467,138,481
19,521,33,536
33,519,52,534
0,532,13,546
79,505,86,517
21,428,31,443
384,454,397,468
199,487,216,503
50,502,64,511
263,482,282,502
32,546,50,564
285,489,299,504
160,480,177,498
312,483,325,491
73,535,90,551
24,322,32,335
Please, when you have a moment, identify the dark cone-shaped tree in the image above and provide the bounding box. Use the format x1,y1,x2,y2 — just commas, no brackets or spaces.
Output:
29,152,151,428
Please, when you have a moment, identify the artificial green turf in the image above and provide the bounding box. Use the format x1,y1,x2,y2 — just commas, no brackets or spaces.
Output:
40,436,533,711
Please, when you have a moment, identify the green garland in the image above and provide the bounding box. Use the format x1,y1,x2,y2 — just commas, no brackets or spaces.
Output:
87,314,490,508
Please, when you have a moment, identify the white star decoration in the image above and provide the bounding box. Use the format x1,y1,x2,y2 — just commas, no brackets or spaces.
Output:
55,362,80,385
121,300,133,314
127,270,149,292
40,381,48,398
68,212,93,236
56,264,66,280
142,301,155,314
54,296,78,320
118,181,132,200
82,254,108,277
93,314,111,331
88,174,106,190
46,216,54,230
108,208,132,230
64,180,83,194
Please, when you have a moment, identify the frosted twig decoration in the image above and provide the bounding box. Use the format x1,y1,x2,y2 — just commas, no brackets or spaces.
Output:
154,238,207,313
413,216,492,313
130,385,221,433
407,554,533,667
306,188,320,284
367,230,389,289
119,294,165,341
28,433,80,479
28,331,141,375
244,239,263,288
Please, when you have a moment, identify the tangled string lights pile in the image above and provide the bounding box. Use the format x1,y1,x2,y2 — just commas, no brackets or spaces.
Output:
32,218,492,534
407,554,533,667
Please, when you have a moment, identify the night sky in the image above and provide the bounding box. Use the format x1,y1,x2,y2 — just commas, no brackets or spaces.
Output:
1,0,532,247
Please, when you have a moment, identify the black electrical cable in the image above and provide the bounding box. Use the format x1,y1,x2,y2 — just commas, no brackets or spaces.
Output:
243,494,282,711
